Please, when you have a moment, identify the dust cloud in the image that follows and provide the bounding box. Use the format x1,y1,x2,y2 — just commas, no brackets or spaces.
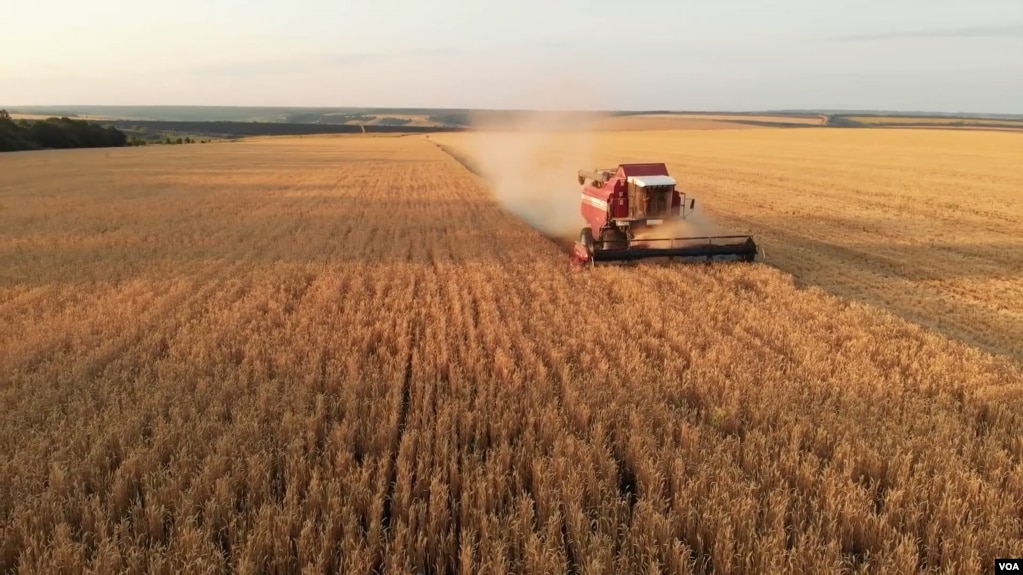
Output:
630,206,729,244
463,110,732,246
455,69,738,247
464,110,599,242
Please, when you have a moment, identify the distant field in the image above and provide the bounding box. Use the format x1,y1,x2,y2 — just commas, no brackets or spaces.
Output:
462,112,825,132
545,113,827,131
846,115,1023,128
596,113,1023,132
618,113,825,125
8,113,113,121
591,115,763,131
361,114,447,127
831,115,1023,132
288,113,451,127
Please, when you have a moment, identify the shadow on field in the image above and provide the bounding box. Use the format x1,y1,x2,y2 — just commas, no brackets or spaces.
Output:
724,212,1023,362
735,212,1022,282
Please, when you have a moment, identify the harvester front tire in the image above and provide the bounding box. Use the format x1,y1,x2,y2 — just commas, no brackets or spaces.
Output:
601,228,628,251
580,227,595,253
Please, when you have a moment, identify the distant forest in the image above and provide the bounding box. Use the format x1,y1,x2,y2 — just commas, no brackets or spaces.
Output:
107,120,465,138
0,110,129,152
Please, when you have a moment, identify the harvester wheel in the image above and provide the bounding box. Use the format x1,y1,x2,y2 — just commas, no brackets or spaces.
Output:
601,228,628,251
579,227,595,253
743,239,758,262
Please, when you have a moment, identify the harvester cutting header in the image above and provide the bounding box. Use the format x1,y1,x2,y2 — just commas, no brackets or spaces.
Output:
571,162,758,265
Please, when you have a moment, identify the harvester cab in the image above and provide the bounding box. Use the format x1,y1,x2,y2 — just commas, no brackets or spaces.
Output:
571,163,758,266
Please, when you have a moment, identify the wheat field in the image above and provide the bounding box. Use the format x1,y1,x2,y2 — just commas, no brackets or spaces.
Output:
435,128,1023,364
1,133,1021,574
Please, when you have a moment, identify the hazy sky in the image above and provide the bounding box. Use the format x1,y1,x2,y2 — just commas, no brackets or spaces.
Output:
3,0,1022,112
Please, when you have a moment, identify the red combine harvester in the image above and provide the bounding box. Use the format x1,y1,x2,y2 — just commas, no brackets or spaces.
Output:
571,162,758,266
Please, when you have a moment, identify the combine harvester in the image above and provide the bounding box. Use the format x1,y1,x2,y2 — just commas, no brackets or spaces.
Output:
571,162,758,266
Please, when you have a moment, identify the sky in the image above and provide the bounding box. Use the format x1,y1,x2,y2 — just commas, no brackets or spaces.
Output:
2,0,1022,113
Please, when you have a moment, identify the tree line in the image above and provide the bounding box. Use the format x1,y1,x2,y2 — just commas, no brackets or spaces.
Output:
106,119,465,137
0,110,130,152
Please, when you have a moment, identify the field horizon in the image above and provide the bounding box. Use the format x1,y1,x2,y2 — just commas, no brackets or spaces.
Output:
6,106,1022,150
5,104,1023,131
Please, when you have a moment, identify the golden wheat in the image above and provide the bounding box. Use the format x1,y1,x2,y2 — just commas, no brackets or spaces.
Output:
1,133,1021,574
435,127,1023,363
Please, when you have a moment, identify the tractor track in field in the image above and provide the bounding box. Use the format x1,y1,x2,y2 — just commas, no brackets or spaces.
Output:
430,141,484,179
380,270,421,557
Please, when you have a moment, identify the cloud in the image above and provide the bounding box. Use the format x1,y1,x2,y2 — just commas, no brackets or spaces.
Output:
835,24,1023,41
